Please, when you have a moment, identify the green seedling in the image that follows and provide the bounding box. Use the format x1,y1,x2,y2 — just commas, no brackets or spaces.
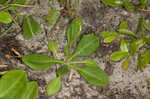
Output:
0,0,40,39
0,0,29,24
0,0,29,10
22,18,109,96
0,70,38,99
101,0,147,11
101,16,150,70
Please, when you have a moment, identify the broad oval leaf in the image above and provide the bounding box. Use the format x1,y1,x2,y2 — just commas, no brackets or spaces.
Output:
65,18,82,56
57,65,69,76
110,51,129,61
23,15,40,39
21,82,38,99
0,11,12,24
0,70,27,99
83,59,98,68
46,9,59,26
68,34,99,61
101,0,123,6
22,54,58,70
122,57,130,70
120,38,128,52
48,40,59,57
104,36,117,43
46,77,61,96
101,31,118,38
123,0,135,11
118,29,136,37
119,21,127,29
71,66,109,86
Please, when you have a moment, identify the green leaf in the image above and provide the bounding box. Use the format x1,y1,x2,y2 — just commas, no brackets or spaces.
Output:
142,36,150,45
130,39,145,54
48,40,59,57
137,54,142,69
101,0,123,6
130,41,137,55
144,22,150,31
71,65,109,86
119,21,127,29
110,51,129,61
65,18,82,56
0,70,27,99
83,59,98,68
0,11,12,24
101,31,119,38
11,0,29,5
46,9,59,26
21,82,38,99
123,0,135,11
118,29,136,37
0,0,7,4
120,38,128,52
136,16,144,34
57,65,69,76
135,39,145,48
122,57,130,70
58,0,63,5
137,50,150,69
23,15,40,39
104,36,117,43
22,54,62,70
64,45,69,56
147,78,150,83
68,34,99,61
46,77,61,96
139,0,147,9
6,0,29,10
49,0,55,2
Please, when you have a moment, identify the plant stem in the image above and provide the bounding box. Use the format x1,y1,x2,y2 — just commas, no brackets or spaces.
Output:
0,25,13,38
9,4,33,8
68,69,74,82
